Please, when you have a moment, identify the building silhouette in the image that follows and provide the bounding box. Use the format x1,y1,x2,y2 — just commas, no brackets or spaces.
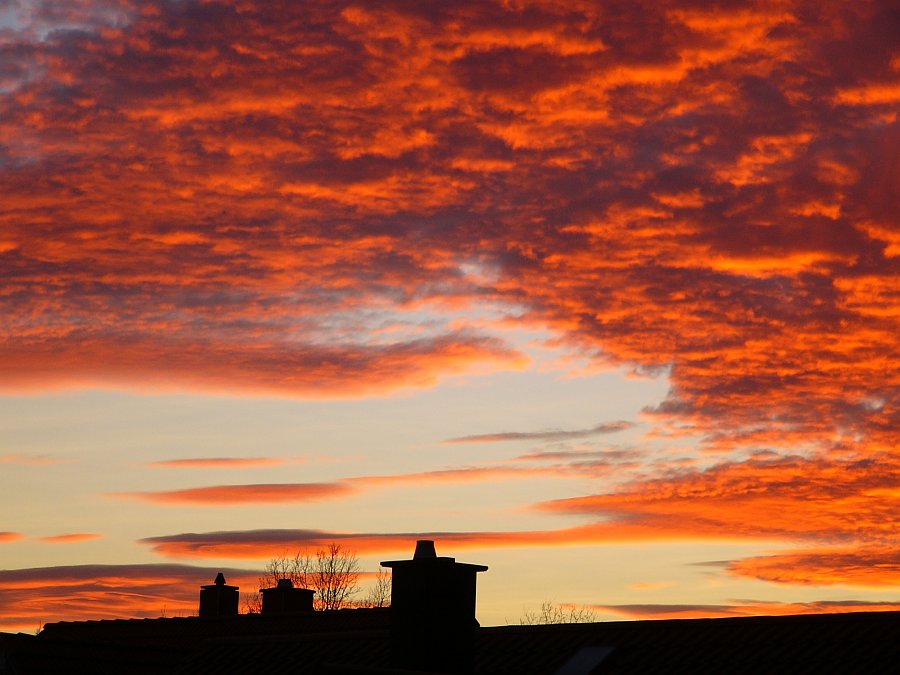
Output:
2,541,900,673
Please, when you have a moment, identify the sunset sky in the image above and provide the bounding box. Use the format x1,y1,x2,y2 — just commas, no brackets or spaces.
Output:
1,0,898,633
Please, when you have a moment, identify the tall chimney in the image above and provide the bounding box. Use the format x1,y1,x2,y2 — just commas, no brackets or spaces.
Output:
261,578,315,614
382,540,488,674
198,572,239,618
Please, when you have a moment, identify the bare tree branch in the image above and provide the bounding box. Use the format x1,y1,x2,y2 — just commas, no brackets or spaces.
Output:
519,601,597,625
360,567,391,608
248,543,361,611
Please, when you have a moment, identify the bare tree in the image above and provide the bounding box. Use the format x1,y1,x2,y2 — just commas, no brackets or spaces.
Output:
242,591,262,614
360,567,391,608
248,543,361,611
310,542,361,610
519,601,597,625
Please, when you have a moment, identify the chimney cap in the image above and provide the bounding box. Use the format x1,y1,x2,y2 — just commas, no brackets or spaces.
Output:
277,578,294,589
214,572,226,586
413,540,437,559
381,540,487,572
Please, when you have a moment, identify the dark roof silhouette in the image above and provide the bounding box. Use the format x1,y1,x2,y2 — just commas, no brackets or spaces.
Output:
5,610,900,674
3,542,900,674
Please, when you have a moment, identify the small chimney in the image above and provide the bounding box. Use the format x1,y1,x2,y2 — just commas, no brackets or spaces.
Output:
198,572,239,618
261,578,315,614
382,540,487,674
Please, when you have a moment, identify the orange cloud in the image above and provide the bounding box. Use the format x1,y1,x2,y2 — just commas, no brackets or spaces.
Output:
2,0,898,595
109,471,543,505
116,482,353,505
1,1,893,430
39,533,104,544
0,532,24,543
138,522,717,560
540,454,900,544
597,599,900,621
728,546,900,587
113,454,635,506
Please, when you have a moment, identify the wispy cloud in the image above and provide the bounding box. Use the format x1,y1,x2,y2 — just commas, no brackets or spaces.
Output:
39,533,104,544
0,453,71,466
598,599,900,621
115,482,353,505
146,457,286,469
138,522,713,559
444,421,633,444
627,581,672,592
0,532,23,543
112,458,626,506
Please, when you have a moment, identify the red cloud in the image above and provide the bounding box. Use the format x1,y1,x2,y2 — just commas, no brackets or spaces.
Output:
39,533,104,544
540,454,900,544
1,0,898,594
0,0,892,439
728,546,900,587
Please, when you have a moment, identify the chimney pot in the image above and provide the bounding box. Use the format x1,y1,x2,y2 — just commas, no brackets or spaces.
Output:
414,540,437,559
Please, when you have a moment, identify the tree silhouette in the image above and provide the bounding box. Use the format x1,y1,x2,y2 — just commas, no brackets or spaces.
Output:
362,567,391,608
246,543,362,611
519,601,597,625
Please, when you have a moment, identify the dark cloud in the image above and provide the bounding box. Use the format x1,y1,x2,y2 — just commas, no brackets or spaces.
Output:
445,422,633,444
138,524,632,558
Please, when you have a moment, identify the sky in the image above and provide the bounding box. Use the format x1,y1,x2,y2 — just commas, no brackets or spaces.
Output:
0,0,898,633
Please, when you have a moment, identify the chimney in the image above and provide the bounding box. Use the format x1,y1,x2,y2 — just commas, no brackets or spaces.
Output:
382,540,488,674
261,578,315,614
198,572,239,618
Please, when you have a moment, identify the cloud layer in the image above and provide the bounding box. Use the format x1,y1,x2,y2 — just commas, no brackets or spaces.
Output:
1,0,895,437
0,563,260,632
1,0,898,604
